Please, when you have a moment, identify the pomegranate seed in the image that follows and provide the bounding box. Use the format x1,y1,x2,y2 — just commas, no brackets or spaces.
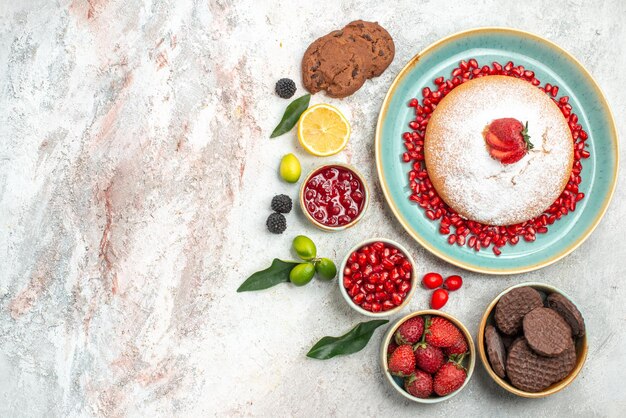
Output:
493,247,501,256
398,281,411,293
468,58,478,69
422,87,431,98
353,293,365,305
391,293,402,305
409,98,418,107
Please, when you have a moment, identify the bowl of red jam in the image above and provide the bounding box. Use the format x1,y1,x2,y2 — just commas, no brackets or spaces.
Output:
299,164,369,231
339,238,417,317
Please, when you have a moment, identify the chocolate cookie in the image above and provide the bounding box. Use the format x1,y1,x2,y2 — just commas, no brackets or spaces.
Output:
547,292,585,337
494,286,544,336
302,32,367,98
485,325,507,378
506,338,576,393
343,20,395,77
502,334,516,352
523,307,573,357
302,21,394,98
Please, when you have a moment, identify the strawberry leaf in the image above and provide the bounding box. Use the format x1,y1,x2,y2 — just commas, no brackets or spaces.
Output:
307,319,389,360
522,121,534,150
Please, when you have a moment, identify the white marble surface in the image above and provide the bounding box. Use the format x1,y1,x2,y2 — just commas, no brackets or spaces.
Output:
1,0,625,416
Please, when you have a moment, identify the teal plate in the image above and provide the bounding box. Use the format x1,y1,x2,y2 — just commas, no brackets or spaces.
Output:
375,28,618,275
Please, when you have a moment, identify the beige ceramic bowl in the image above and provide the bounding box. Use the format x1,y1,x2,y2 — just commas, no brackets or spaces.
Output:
477,282,588,398
380,310,476,403
299,163,369,231
338,238,416,317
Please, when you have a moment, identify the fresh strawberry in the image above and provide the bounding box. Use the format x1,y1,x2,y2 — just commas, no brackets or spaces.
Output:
485,132,516,151
433,361,467,396
443,337,469,356
394,316,425,345
388,344,416,376
404,369,433,399
414,342,445,374
484,118,533,165
425,316,464,348
387,340,399,358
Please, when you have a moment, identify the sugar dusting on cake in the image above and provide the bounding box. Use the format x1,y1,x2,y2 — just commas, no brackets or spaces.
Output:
424,76,573,226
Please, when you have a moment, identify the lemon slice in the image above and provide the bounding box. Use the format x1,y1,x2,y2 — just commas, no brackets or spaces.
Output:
297,104,350,156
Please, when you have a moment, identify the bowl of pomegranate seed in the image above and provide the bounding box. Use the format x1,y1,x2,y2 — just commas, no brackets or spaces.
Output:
339,238,416,316
381,310,475,403
299,163,370,231
477,282,587,398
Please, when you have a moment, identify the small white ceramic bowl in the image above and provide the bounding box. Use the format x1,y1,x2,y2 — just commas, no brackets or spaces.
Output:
338,238,417,317
381,310,476,403
299,163,370,232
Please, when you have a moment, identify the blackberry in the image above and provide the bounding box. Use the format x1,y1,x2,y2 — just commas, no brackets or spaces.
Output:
266,213,287,234
271,194,292,213
275,78,296,99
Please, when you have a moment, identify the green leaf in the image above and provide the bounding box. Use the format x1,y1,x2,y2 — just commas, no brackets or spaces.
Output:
307,319,389,360
270,94,311,138
522,121,534,150
237,259,299,292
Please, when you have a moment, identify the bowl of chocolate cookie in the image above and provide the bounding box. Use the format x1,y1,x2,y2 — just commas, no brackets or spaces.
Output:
477,282,587,398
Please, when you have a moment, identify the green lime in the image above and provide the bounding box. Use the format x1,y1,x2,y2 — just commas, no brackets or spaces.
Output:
292,235,317,260
315,258,337,280
279,153,301,183
289,262,315,286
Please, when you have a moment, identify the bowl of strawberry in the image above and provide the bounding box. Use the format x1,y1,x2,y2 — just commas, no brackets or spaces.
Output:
339,238,416,316
381,311,475,403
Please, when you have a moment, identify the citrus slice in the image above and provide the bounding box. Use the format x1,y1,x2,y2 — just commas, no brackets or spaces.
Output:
297,104,350,156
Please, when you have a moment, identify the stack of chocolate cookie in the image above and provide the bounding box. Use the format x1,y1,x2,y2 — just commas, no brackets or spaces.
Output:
485,287,585,393
302,20,395,98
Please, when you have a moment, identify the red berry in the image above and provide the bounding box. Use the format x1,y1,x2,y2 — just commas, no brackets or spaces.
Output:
394,316,425,345
425,317,463,348
422,272,443,289
388,345,416,376
404,370,433,398
443,337,469,356
414,343,445,374
443,275,463,291
433,362,467,396
484,118,532,165
387,340,399,358
430,288,449,309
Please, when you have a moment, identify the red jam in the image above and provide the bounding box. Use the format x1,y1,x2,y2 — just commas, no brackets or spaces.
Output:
343,241,413,312
303,165,366,227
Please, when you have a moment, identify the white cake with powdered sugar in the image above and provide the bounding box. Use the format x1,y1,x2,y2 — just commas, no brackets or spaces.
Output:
424,76,574,226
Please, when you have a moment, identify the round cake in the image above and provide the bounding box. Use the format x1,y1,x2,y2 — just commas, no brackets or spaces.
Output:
424,76,574,226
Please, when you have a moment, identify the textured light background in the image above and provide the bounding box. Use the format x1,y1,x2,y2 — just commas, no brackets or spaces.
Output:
1,0,625,416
